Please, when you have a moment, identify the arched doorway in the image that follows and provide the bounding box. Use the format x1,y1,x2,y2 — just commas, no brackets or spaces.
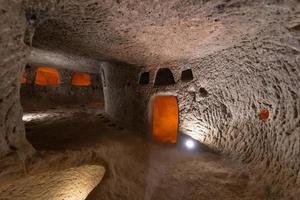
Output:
152,96,178,143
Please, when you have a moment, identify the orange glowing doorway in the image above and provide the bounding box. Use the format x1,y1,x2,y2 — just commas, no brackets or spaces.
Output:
152,96,178,143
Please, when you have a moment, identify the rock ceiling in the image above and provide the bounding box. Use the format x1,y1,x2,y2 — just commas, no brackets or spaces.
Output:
27,0,298,66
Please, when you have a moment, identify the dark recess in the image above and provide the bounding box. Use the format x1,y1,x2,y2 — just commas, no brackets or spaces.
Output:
199,87,209,97
181,69,194,82
25,64,32,69
154,68,175,86
139,72,150,85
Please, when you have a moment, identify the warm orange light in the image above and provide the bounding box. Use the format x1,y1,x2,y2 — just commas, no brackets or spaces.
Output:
35,67,60,86
71,72,91,86
21,72,27,84
152,96,178,143
259,108,269,122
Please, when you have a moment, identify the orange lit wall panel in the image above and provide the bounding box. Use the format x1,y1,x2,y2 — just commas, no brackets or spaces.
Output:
152,96,178,143
35,67,60,86
259,108,269,122
71,72,91,86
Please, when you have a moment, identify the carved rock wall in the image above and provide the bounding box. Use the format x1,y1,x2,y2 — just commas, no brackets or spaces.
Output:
103,18,300,198
0,0,34,158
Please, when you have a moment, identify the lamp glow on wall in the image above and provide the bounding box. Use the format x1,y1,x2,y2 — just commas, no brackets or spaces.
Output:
180,117,209,143
71,72,91,86
35,67,61,86
22,113,53,122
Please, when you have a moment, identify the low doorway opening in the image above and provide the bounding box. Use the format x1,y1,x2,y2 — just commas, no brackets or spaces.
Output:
152,95,178,143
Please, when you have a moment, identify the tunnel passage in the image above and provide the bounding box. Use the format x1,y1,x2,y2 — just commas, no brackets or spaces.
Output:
71,72,91,86
35,67,60,86
152,96,178,143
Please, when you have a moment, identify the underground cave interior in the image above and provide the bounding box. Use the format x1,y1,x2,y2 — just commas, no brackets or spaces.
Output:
0,0,299,200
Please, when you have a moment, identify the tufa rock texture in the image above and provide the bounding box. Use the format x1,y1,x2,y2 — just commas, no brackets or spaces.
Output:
0,0,34,158
0,0,299,198
99,1,299,196
26,0,289,65
0,164,105,200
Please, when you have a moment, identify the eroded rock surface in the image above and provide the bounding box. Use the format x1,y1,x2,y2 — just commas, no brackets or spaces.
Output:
0,164,105,200
0,0,299,199
99,2,300,196
26,0,300,65
0,0,34,158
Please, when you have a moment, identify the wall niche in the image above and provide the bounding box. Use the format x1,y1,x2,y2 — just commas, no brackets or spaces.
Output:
154,68,175,86
139,72,150,85
181,69,194,82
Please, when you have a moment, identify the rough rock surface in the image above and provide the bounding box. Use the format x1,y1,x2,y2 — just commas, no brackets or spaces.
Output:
26,0,296,65
99,1,300,196
29,48,101,73
102,42,300,199
102,62,142,130
0,164,105,200
0,0,299,198
0,0,34,158
20,107,268,200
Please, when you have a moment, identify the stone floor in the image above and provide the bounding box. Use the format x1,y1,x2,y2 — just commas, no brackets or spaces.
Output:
0,105,268,200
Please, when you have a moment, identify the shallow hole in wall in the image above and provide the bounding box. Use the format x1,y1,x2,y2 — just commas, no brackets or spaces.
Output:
154,68,175,86
180,69,194,82
9,145,17,151
139,72,150,85
25,64,32,69
71,72,91,86
35,67,61,86
259,109,269,122
199,87,209,97
289,24,300,32
152,96,178,143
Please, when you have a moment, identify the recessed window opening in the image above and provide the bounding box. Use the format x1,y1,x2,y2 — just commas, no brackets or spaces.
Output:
154,68,175,86
181,69,194,82
139,72,150,85
35,67,60,86
71,72,91,86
